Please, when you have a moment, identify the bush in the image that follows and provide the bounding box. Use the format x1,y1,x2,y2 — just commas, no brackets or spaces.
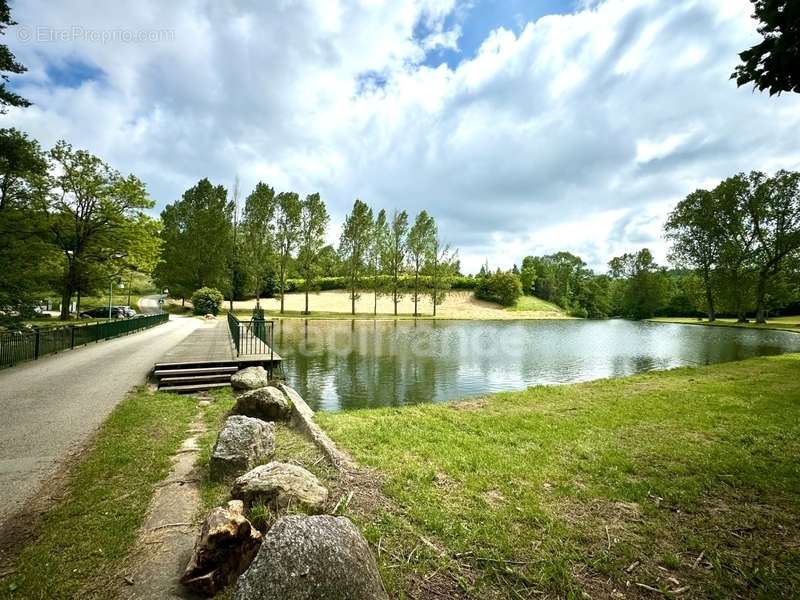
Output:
475,272,523,307
191,287,224,315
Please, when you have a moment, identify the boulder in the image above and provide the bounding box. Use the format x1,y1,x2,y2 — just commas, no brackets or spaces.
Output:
210,416,275,481
233,515,388,600
231,462,328,513
233,386,292,421
230,366,270,391
181,500,262,596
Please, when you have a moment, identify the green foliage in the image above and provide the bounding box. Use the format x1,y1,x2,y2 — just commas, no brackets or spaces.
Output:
475,271,523,306
386,210,409,314
732,0,800,95
274,191,303,312
155,178,233,301
296,192,330,313
665,170,800,323
49,141,155,319
191,286,224,315
339,199,374,314
608,248,670,319
407,211,436,314
240,182,277,298
0,1,30,112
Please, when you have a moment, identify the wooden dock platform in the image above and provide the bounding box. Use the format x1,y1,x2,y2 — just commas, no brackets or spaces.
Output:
153,318,281,393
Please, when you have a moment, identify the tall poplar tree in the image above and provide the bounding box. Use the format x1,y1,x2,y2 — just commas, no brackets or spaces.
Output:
385,210,408,316
274,191,302,314
296,192,329,314
407,210,436,316
339,199,373,315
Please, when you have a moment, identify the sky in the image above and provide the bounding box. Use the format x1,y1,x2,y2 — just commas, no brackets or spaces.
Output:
5,0,800,274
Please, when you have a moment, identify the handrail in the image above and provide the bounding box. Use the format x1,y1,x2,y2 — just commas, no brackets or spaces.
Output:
226,312,275,363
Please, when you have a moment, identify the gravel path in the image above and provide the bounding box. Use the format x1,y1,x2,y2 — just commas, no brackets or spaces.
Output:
0,314,201,526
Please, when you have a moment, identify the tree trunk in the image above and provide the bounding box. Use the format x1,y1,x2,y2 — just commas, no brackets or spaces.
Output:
755,270,768,324
305,288,309,315
75,291,81,318
60,286,72,320
703,274,715,322
414,265,419,316
279,262,285,314
393,271,398,316
351,284,356,315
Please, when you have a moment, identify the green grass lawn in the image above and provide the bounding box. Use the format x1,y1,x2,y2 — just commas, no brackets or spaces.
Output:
0,388,197,600
317,354,800,599
506,295,565,313
651,316,800,333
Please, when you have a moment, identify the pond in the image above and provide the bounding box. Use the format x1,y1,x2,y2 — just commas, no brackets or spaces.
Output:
273,319,800,411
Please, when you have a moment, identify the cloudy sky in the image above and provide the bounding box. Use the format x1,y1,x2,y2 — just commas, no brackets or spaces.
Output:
5,0,800,273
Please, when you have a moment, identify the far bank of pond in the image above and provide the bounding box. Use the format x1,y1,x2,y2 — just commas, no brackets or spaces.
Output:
275,319,800,411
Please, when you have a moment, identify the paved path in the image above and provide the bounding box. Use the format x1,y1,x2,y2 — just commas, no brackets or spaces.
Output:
0,316,202,526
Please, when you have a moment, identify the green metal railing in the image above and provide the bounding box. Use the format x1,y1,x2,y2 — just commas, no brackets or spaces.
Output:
0,313,169,369
227,312,275,360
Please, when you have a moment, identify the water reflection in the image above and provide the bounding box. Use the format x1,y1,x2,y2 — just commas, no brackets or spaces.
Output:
274,319,800,411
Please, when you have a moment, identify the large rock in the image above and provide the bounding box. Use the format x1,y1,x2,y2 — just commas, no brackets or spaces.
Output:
231,462,328,513
233,515,388,600
230,366,270,391
233,386,292,421
210,416,275,481
181,500,262,596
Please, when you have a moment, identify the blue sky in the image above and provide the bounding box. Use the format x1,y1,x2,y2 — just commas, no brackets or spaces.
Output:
5,0,800,273
418,0,576,68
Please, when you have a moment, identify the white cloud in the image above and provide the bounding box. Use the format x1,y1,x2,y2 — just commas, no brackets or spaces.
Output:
4,0,800,273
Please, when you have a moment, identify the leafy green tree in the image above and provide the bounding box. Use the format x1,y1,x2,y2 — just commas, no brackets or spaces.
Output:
191,286,224,316
317,244,341,277
429,228,455,317
274,191,302,313
384,210,408,316
519,256,537,295
368,209,390,315
665,189,721,320
608,249,669,319
475,271,523,306
0,1,30,112
732,0,800,95
50,141,154,319
714,174,758,321
155,178,233,304
339,199,373,315
296,192,329,314
240,182,277,300
407,211,436,316
746,170,800,322
0,128,52,321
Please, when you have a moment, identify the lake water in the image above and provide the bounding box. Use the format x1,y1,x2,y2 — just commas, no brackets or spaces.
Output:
273,319,800,411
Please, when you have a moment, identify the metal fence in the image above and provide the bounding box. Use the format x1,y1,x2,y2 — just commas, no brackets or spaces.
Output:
227,312,275,360
0,313,169,369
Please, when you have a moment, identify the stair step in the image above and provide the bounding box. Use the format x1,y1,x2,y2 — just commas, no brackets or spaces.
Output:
159,373,232,384
158,382,231,394
154,366,239,377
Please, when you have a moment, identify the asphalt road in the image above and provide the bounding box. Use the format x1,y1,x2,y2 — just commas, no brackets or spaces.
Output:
0,311,201,525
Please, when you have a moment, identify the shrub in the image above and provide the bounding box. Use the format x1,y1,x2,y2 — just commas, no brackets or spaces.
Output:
191,287,224,315
475,272,523,307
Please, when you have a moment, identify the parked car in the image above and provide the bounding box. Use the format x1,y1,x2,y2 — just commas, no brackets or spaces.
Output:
79,306,130,319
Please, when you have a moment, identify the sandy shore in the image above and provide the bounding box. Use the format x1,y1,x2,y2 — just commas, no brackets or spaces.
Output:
212,290,567,319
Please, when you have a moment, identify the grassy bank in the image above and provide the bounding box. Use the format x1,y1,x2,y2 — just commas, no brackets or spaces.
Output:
0,388,197,600
651,315,800,333
318,354,800,599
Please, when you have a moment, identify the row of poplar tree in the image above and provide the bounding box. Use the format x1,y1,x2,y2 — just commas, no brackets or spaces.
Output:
155,179,457,315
